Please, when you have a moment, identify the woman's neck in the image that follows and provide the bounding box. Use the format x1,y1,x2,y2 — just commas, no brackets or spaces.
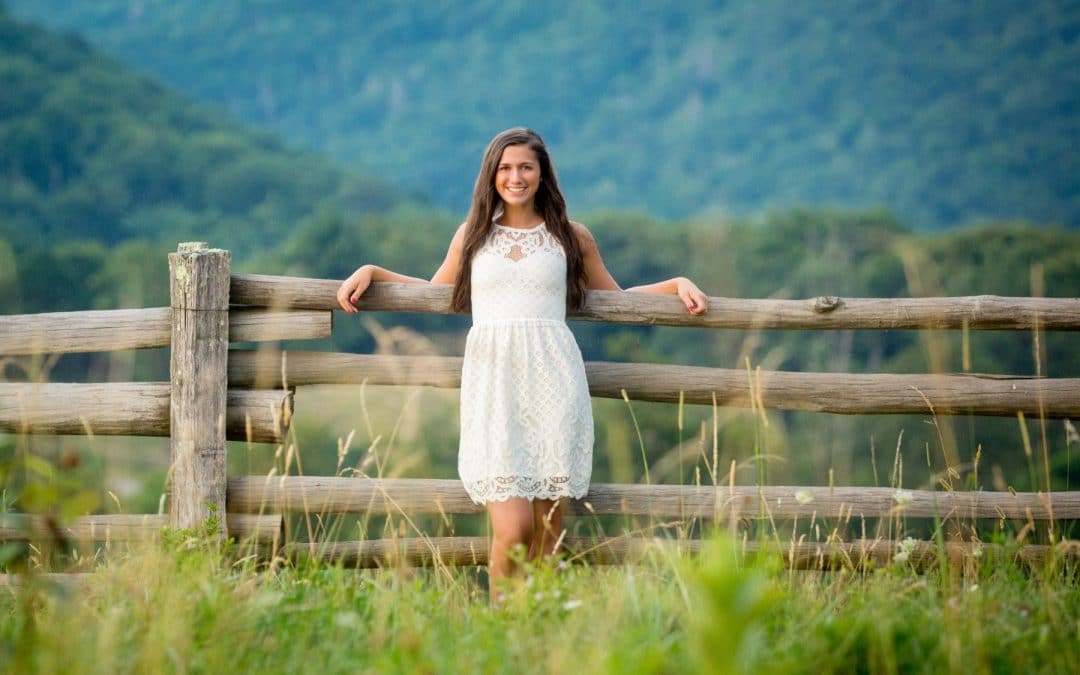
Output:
497,204,542,229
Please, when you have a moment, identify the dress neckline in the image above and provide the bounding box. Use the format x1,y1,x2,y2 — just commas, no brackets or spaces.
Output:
493,221,545,232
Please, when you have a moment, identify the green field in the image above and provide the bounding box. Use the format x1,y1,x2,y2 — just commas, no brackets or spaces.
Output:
3,4,1079,671
3,528,1078,674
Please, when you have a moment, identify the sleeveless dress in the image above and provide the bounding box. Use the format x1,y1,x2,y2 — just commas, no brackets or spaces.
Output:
457,222,594,504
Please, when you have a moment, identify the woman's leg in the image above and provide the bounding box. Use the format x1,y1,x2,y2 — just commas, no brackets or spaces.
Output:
486,498,535,581
528,498,564,561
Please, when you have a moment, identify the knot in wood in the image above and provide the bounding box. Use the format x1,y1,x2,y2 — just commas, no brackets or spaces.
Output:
813,296,841,313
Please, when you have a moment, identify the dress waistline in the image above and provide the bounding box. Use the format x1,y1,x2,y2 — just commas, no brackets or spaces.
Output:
470,317,567,328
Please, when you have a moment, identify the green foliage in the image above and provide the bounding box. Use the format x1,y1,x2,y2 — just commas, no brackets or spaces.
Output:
0,8,423,327
1,5,1077,586
685,536,779,674
9,0,1079,229
0,237,173,317
0,440,102,574
0,11,404,266
0,539,1077,673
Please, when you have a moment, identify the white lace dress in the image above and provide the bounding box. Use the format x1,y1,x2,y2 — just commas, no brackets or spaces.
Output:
458,222,594,504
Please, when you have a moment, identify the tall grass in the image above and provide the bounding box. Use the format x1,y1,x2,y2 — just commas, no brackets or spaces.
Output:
2,527,1078,674
3,266,1079,673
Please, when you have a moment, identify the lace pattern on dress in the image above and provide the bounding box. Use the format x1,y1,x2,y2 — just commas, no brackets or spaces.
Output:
457,221,594,504
463,475,585,503
481,225,562,263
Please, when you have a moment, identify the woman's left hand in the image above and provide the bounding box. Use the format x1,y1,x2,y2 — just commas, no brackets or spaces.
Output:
676,278,708,315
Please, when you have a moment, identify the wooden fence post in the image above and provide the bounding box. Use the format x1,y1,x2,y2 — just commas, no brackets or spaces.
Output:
168,242,230,537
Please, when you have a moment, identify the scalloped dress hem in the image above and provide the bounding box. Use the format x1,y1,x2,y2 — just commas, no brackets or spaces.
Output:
461,478,590,506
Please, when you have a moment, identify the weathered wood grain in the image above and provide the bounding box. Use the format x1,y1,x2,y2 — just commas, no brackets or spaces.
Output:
0,308,172,355
229,308,332,343
169,243,230,534
230,273,1080,330
0,308,331,355
227,350,1080,417
286,536,1066,570
0,383,291,442
226,476,1080,520
0,513,283,544
228,350,463,390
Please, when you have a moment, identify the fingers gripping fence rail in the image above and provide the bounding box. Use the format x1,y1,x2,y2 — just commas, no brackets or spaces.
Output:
1,244,1080,577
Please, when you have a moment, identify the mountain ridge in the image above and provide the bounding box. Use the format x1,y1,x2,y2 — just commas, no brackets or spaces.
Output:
0,10,408,257
8,0,1079,229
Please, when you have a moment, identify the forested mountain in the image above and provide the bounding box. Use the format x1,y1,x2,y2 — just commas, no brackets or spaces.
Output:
2,5,1078,492
0,8,406,257
8,0,1079,229
0,8,417,314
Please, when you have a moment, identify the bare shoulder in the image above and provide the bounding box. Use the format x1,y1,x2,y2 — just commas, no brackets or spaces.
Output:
449,222,468,249
430,223,468,284
569,221,598,251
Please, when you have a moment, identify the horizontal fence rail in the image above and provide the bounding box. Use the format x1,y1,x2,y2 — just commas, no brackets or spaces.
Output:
5,252,1077,575
228,350,1080,418
0,513,283,544
0,383,292,442
0,573,92,587
226,477,1080,521
0,307,331,355
231,273,1080,330
287,536,1070,571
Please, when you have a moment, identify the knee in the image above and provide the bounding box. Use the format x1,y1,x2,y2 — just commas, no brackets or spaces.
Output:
493,513,534,549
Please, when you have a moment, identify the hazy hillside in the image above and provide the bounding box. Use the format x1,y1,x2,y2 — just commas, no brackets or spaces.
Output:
0,8,420,318
9,0,1079,228
0,8,406,258
1,4,1078,497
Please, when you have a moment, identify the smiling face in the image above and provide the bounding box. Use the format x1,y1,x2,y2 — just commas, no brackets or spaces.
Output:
494,144,541,212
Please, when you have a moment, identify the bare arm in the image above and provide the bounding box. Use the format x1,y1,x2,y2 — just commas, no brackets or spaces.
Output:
624,278,686,294
574,222,708,315
429,223,466,285
336,224,466,313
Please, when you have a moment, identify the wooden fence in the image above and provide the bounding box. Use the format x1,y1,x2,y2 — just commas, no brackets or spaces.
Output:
2,241,1079,578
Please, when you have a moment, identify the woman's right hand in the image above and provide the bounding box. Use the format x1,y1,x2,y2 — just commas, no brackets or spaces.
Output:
336,265,373,313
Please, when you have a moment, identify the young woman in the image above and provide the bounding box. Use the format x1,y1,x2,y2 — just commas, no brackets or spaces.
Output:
336,127,707,582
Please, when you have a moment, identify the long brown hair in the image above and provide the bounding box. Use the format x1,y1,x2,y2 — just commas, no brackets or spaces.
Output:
450,127,587,313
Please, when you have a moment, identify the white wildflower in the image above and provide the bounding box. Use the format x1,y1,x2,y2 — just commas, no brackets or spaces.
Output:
562,599,583,611
795,490,814,504
1065,419,1078,443
893,490,913,506
333,611,361,629
895,536,917,564
253,590,284,609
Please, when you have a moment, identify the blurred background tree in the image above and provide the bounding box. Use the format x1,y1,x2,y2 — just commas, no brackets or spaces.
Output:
1,3,1077,512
